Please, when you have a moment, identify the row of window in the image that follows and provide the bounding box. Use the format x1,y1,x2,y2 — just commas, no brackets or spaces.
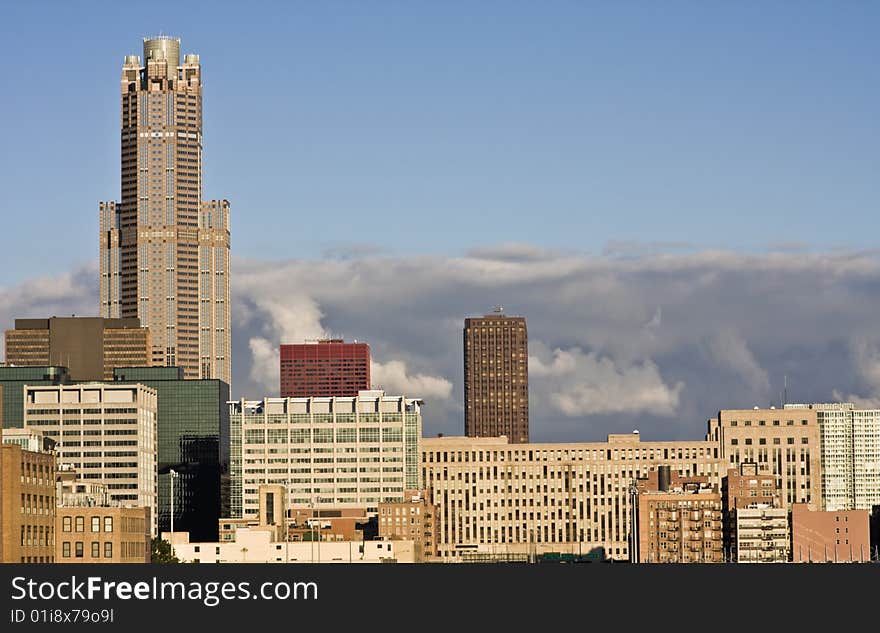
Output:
61,516,114,533
61,541,113,559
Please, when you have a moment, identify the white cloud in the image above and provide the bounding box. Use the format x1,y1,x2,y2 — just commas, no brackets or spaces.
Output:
529,344,683,416
371,359,453,400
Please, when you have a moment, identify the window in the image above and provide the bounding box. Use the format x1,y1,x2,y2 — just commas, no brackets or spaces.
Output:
75,542,83,558
75,516,84,532
745,439,752,445
787,438,794,445
104,517,113,533
104,542,113,559
801,437,809,445
62,542,71,558
91,517,100,532
91,542,100,558
62,517,71,532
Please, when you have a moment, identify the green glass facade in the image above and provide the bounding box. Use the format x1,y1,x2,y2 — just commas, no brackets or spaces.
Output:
112,367,229,542
0,366,71,428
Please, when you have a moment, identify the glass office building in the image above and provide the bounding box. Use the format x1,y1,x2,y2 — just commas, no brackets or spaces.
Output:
112,367,229,541
0,366,71,429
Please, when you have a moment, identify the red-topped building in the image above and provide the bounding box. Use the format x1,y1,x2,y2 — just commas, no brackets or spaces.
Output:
280,340,371,397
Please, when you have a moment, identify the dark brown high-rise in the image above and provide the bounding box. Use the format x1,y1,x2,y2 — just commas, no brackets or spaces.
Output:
5,317,150,382
463,310,529,443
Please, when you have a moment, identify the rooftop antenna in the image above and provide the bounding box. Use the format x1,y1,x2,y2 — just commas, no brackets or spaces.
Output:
784,375,788,406
493,305,504,314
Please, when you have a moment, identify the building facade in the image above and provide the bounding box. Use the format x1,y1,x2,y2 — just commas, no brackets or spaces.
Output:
722,462,785,562
379,490,438,560
0,423,56,563
112,366,230,541
5,317,150,382
280,340,370,397
99,36,231,384
707,408,821,510
786,403,880,511
230,391,423,519
56,505,151,563
635,468,724,563
791,503,871,562
169,528,416,563
422,433,724,562
22,384,157,534
463,311,529,443
734,505,789,563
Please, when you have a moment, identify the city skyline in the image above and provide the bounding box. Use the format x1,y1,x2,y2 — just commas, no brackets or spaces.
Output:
1,4,880,442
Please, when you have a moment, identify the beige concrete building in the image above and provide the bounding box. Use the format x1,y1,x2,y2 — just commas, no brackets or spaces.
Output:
464,311,529,443
422,433,724,562
0,420,57,563
379,490,438,560
218,484,375,544
635,467,724,563
56,506,150,563
99,37,230,383
791,503,871,562
22,384,158,534
168,528,416,563
230,391,422,518
707,408,821,510
5,317,150,382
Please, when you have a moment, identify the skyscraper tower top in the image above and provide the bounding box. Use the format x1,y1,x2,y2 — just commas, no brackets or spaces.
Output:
143,36,180,62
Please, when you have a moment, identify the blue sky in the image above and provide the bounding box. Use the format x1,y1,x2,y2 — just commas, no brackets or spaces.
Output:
1,1,878,285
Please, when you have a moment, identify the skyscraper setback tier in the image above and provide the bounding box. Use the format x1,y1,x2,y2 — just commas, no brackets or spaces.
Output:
463,312,529,443
99,36,231,384
280,340,371,397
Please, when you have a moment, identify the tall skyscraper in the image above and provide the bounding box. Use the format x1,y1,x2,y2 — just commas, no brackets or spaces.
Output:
99,36,230,384
463,309,529,443
280,339,371,397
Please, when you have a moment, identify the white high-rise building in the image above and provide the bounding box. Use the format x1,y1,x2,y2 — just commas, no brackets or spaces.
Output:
229,390,423,518
785,403,880,511
22,384,158,535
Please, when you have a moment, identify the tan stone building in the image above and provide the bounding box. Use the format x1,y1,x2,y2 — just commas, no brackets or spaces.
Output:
99,36,230,383
635,467,724,563
791,503,871,562
463,310,529,443
422,433,724,562
56,506,150,563
0,416,57,563
4,317,150,382
379,490,438,560
707,408,821,509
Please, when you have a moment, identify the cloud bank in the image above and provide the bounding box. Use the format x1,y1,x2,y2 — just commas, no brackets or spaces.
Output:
5,247,880,441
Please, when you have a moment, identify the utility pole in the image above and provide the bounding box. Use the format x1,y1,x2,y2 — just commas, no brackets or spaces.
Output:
169,469,177,560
